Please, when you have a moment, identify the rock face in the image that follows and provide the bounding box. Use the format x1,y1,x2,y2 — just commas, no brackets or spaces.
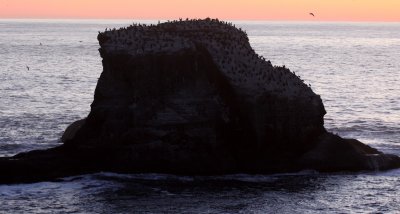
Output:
66,18,326,173
1,19,399,183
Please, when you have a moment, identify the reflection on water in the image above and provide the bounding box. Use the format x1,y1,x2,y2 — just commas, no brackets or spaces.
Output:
0,20,399,212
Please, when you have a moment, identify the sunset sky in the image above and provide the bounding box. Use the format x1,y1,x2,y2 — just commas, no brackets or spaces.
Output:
1,0,399,22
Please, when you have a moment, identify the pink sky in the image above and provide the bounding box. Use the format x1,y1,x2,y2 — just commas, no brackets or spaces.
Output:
1,0,400,21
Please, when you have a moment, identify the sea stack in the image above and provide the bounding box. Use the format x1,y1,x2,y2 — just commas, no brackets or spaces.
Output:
1,18,399,183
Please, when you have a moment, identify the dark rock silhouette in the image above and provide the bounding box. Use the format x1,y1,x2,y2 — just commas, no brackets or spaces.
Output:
1,18,399,184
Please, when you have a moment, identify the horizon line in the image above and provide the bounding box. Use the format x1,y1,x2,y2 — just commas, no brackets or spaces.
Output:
1,17,400,23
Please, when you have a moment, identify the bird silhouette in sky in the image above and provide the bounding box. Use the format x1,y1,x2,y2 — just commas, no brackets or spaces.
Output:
26,65,30,71
309,13,315,17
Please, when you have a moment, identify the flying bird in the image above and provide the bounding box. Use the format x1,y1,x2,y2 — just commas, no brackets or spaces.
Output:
309,13,315,17
26,65,30,71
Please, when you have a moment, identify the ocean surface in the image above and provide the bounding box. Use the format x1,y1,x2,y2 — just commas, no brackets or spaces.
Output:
0,19,399,213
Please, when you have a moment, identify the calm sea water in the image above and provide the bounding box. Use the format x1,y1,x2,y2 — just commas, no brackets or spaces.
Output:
0,19,399,213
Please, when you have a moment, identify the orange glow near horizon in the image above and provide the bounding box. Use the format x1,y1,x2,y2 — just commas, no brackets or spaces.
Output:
0,0,399,22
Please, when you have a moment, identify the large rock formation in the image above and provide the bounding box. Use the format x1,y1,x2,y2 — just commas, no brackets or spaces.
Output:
1,19,399,183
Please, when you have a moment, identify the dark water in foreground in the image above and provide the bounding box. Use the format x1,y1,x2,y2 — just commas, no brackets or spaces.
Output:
1,171,400,213
0,20,399,213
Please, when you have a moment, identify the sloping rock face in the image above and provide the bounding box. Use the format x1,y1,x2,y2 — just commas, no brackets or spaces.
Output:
65,19,327,173
63,19,398,173
1,19,399,183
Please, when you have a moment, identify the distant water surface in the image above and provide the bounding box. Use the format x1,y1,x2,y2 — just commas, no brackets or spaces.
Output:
0,20,399,213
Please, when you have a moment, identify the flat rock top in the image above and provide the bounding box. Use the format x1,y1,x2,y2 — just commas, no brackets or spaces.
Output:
99,18,317,100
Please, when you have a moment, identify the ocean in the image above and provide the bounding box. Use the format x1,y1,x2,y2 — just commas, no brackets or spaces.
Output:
0,19,399,213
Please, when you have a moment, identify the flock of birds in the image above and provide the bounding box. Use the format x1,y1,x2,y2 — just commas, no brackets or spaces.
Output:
100,18,316,100
26,13,316,72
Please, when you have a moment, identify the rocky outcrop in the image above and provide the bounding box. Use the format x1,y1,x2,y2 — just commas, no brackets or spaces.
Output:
0,19,399,183
61,118,85,142
298,133,400,171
